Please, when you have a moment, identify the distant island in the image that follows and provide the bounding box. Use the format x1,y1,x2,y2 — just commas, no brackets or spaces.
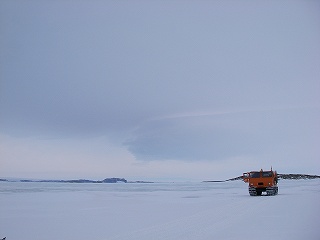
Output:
204,173,320,182
2,177,153,184
18,177,127,183
277,173,320,180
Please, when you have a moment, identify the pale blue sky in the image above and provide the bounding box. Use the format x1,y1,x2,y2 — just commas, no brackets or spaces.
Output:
1,0,319,181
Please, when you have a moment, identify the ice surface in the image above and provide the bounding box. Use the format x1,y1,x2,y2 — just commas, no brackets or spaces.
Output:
1,180,319,240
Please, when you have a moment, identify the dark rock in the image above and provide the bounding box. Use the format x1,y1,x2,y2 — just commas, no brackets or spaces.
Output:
102,178,127,183
278,174,320,180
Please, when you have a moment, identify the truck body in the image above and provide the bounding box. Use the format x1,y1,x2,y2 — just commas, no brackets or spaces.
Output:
243,169,278,196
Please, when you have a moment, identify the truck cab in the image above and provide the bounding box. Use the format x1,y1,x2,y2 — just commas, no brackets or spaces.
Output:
243,169,278,196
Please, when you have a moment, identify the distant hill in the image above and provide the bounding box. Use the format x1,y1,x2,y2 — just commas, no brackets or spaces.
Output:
102,178,127,183
277,174,320,180
204,173,320,182
2,177,155,184
5,177,128,183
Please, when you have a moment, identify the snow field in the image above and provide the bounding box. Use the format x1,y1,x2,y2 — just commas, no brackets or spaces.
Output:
0,180,319,240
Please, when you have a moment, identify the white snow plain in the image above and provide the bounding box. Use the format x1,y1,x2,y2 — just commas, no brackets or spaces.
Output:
1,179,319,240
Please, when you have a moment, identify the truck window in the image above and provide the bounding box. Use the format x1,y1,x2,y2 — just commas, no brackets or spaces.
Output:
262,171,273,177
250,172,260,178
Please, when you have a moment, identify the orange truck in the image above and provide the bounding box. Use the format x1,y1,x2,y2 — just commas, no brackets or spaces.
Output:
243,168,278,196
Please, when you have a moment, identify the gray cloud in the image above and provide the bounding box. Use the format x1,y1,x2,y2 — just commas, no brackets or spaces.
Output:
125,108,320,162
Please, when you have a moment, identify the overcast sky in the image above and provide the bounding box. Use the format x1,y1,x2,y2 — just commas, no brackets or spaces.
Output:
1,0,319,181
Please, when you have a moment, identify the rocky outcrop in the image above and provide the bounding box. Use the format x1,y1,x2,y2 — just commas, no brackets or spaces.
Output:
278,174,320,180
204,173,320,182
102,178,127,183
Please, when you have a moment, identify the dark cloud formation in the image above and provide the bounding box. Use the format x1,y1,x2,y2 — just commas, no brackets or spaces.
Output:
125,108,320,162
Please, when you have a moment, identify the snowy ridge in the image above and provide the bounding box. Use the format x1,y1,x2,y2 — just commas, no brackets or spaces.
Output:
204,173,320,182
277,173,320,179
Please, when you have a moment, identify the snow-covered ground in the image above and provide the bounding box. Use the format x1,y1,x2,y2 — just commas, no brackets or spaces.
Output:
1,179,319,240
